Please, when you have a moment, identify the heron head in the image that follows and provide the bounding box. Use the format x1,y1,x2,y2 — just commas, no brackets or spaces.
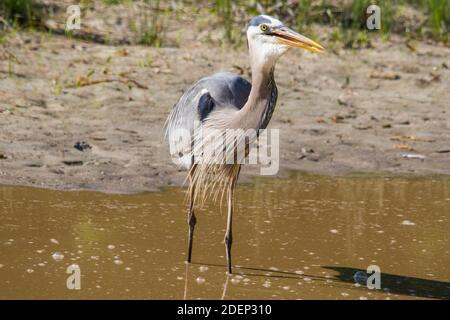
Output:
246,15,324,69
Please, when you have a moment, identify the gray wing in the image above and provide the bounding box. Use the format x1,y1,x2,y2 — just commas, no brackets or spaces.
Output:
165,72,251,169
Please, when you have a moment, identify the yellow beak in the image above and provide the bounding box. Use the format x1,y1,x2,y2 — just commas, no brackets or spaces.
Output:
272,28,324,53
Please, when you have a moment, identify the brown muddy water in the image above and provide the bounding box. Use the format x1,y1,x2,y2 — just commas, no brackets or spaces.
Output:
1,173,450,300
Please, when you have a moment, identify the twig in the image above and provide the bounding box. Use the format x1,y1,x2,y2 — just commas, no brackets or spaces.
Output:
66,78,149,89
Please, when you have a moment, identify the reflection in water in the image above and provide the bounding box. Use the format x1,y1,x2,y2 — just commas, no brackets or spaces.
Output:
0,172,450,299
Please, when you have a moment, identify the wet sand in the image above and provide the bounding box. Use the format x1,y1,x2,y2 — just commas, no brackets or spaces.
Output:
1,173,450,299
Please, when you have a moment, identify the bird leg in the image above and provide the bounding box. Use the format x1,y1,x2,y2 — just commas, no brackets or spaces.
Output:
225,166,240,274
225,184,233,274
187,167,197,263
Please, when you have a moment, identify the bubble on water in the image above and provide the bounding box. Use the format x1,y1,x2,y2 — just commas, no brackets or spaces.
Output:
231,278,240,285
330,229,339,234
176,276,183,281
107,245,115,250
282,286,290,291
37,263,45,267
50,239,59,245
359,296,368,300
36,249,44,254
52,252,64,262
295,270,304,275
199,266,208,272
114,259,123,265
303,277,312,282
26,268,34,273
125,267,131,271
262,281,271,288
269,267,279,271
341,292,349,297
90,256,99,260
401,220,416,226
196,277,205,284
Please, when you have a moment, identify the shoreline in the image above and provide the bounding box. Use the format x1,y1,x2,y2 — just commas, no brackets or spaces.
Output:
1,165,449,195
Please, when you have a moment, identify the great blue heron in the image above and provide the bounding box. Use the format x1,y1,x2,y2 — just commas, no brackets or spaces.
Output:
165,15,324,274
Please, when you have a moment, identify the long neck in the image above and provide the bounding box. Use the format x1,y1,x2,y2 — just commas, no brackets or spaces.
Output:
234,59,278,130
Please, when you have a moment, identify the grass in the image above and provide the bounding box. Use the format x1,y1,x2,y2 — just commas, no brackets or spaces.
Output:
129,0,165,47
215,0,233,42
0,0,447,46
0,0,39,27
424,0,449,40
213,0,448,44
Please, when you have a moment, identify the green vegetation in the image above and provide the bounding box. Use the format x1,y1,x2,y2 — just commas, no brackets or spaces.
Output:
215,0,233,42
0,0,38,26
424,0,449,39
0,0,447,46
212,0,448,44
130,0,165,47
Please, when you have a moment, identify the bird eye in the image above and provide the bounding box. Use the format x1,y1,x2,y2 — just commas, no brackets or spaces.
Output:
260,24,268,32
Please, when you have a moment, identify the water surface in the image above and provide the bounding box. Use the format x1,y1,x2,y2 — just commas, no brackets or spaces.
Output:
1,173,450,299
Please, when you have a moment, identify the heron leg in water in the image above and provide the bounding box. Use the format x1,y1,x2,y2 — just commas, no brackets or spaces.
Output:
187,166,197,263
225,166,241,274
